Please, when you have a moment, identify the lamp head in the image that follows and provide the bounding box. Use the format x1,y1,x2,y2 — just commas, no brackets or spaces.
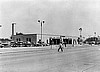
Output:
38,20,40,23
43,21,45,23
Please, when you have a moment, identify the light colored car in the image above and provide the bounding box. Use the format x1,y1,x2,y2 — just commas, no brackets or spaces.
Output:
0,43,4,48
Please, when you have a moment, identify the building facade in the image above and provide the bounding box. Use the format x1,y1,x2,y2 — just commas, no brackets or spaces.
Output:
11,34,37,44
49,37,78,45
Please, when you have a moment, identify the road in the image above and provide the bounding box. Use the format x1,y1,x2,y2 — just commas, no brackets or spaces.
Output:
0,45,100,72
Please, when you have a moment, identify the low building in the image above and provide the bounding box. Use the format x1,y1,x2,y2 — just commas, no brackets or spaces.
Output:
49,36,78,45
11,33,37,44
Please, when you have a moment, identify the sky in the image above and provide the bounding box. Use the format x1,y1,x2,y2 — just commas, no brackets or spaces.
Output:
0,0,100,38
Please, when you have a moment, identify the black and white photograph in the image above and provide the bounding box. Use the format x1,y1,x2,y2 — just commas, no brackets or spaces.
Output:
0,0,100,72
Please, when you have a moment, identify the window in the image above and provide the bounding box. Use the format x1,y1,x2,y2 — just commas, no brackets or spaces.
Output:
16,38,18,41
26,38,31,42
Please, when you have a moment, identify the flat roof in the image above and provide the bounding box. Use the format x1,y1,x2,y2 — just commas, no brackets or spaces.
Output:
12,34,37,36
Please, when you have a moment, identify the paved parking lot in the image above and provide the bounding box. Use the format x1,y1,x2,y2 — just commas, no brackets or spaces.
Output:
0,45,100,72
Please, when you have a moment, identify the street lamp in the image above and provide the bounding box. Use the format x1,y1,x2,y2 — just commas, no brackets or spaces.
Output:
94,32,96,37
79,28,82,38
38,20,45,43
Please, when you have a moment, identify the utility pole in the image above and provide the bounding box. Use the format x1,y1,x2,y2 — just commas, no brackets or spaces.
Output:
94,32,96,37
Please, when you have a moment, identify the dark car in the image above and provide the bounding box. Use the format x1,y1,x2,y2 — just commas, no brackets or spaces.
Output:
42,43,48,46
95,41,100,45
2,43,10,48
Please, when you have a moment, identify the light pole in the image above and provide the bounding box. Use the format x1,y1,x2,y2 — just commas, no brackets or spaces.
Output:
94,32,96,37
79,28,82,45
79,28,82,38
38,20,45,43
0,25,2,39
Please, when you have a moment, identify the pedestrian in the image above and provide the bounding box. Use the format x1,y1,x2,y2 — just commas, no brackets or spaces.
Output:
64,42,66,47
58,42,63,52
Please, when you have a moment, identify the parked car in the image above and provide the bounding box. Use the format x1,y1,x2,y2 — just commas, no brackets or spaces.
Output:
95,41,100,45
34,43,42,47
10,41,17,47
23,41,31,47
0,43,4,48
42,43,48,46
2,43,10,48
16,41,23,47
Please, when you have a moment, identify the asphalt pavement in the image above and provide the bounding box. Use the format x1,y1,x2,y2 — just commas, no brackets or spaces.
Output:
0,45,100,72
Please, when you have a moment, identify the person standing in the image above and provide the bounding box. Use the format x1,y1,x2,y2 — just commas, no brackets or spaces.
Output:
64,42,67,47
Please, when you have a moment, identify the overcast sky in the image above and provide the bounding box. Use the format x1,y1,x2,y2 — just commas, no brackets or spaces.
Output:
0,0,100,38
